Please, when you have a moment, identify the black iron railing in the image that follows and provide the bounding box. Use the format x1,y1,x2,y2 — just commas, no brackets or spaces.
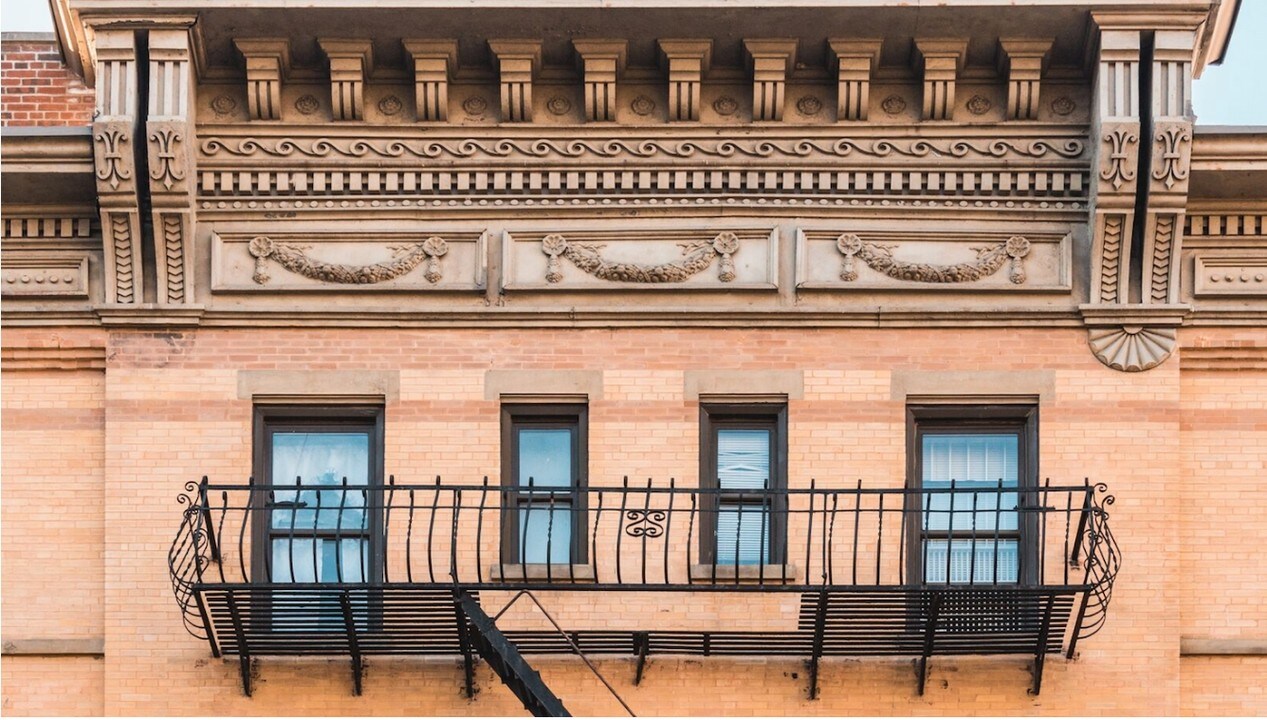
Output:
170,477,1118,639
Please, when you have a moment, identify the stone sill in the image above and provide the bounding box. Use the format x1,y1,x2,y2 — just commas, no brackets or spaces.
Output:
488,564,596,582
689,564,799,583
1,637,104,656
1180,637,1267,656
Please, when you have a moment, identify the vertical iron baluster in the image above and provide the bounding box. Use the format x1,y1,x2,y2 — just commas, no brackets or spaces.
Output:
450,488,462,583
825,492,839,585
546,489,556,584
944,478,956,585
255,486,267,583
359,488,368,583
1040,477,1051,585
663,478,676,586
710,482,719,586
313,482,323,584
851,479,861,585
758,477,768,586
875,492,884,585
287,477,301,583
427,476,441,584
969,490,979,585
1063,487,1073,585
921,491,932,585
405,489,416,583
734,486,744,575
335,476,349,583
383,476,395,584
775,481,785,583
591,489,604,584
521,478,533,582
641,478,653,586
992,477,1003,586
216,491,229,584
897,485,907,586
616,477,629,585
476,477,489,584
686,491,697,583
805,479,816,585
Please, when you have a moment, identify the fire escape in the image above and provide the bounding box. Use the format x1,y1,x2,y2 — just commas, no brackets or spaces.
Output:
170,478,1119,715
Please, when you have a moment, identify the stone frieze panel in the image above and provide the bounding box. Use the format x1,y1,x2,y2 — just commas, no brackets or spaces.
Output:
211,229,486,292
795,228,1071,292
1193,254,1267,297
502,226,777,291
1,255,91,298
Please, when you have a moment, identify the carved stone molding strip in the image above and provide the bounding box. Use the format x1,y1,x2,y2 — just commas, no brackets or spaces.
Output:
248,235,449,285
834,233,1030,284
1087,326,1176,372
1186,214,1267,238
196,167,1089,202
200,136,1086,162
541,231,738,284
2,217,93,239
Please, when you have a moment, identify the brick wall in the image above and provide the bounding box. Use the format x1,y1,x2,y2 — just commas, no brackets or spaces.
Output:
0,324,1261,715
1,36,94,127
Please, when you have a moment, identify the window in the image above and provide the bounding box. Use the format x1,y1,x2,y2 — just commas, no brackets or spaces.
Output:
699,403,787,565
251,406,385,586
905,405,1038,585
500,404,588,565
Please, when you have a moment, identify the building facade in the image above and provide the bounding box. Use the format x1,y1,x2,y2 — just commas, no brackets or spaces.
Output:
1,0,1264,715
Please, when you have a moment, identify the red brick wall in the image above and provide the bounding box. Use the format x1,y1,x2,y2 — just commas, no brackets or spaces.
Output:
1,37,93,127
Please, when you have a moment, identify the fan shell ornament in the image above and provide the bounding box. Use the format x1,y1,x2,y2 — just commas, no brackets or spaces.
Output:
1087,325,1177,372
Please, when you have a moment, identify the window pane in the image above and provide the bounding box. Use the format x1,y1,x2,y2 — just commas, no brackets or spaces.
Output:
518,428,572,488
519,505,572,564
270,538,369,583
922,434,1019,532
271,432,369,530
716,503,769,565
923,539,1019,584
717,429,771,490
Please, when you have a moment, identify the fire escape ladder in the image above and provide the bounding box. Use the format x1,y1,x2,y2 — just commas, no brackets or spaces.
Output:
453,590,572,717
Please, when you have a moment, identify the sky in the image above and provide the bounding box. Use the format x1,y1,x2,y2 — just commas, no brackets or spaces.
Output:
1,0,1264,125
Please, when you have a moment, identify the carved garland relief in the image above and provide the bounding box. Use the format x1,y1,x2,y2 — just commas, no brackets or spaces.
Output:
247,235,450,285
834,233,1031,284
541,232,739,284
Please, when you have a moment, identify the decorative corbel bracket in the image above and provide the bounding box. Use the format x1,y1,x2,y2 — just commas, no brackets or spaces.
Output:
998,39,1052,120
403,40,457,122
659,39,712,122
147,27,197,305
1080,304,1188,372
90,27,142,305
573,39,627,122
489,40,542,123
828,39,881,121
234,38,290,121
743,39,797,121
913,39,967,121
319,39,372,121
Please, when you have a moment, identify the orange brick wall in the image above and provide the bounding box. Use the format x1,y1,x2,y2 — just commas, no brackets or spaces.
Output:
1,324,1261,715
0,38,94,127
0,657,104,716
1177,327,1267,716
1,364,106,714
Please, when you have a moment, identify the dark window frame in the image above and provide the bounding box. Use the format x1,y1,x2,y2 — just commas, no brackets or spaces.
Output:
904,404,1039,586
250,405,386,586
499,403,589,565
698,403,789,565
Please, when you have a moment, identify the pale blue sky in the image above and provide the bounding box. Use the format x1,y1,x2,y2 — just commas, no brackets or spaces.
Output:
1,0,1264,125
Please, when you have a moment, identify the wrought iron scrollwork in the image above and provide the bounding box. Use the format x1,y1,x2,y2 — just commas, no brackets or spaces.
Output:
623,509,667,538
